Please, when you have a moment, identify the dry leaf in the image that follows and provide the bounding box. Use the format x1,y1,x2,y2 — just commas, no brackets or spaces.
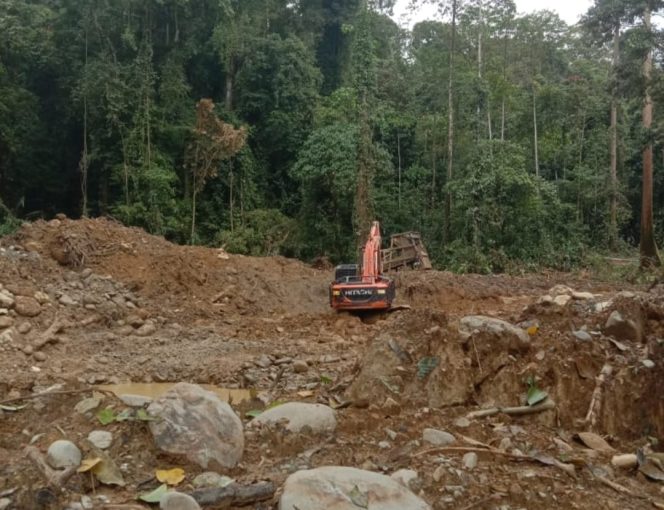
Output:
527,325,539,336
297,390,314,398
77,457,102,473
577,432,614,452
156,467,185,486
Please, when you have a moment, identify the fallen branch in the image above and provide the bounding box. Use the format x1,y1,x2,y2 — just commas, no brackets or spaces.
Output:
595,475,637,496
466,398,556,419
25,446,77,488
188,481,275,507
584,364,612,430
33,317,69,351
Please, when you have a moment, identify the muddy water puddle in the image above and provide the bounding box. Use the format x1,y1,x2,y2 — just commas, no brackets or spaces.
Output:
96,382,256,404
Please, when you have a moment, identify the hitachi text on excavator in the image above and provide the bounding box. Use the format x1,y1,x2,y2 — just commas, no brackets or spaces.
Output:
329,221,396,311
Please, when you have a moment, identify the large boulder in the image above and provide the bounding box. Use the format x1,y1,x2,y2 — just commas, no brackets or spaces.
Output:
147,383,244,469
458,315,530,353
279,466,431,510
249,403,336,434
604,310,643,343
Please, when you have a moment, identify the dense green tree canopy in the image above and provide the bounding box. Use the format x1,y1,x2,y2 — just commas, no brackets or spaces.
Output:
1,0,663,271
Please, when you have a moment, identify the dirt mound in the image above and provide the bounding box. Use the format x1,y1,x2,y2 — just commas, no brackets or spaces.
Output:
7,217,329,319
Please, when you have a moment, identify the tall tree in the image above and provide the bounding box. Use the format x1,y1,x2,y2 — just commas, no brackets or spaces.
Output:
639,3,661,267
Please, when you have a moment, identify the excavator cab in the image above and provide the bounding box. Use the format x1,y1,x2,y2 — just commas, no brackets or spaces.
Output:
329,222,396,311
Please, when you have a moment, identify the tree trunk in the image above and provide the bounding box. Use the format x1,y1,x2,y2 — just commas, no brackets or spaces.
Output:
533,85,539,177
225,58,234,111
191,186,197,244
609,25,619,249
639,6,661,268
80,27,89,218
229,160,234,232
397,133,402,210
476,1,482,143
444,0,457,245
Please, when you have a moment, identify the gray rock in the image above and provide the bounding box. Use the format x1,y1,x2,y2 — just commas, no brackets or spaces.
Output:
74,396,101,414
33,351,47,362
604,310,642,343
160,492,201,510
453,417,471,428
390,469,420,490
119,393,153,407
192,471,234,489
293,360,309,373
378,441,391,449
0,498,10,510
255,354,272,368
279,466,431,510
573,330,592,342
462,452,478,470
459,315,530,353
422,428,455,446
642,359,655,368
46,440,81,469
249,402,336,434
147,383,244,469
88,430,113,449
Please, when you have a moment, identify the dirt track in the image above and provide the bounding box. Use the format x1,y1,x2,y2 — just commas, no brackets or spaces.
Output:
0,218,663,509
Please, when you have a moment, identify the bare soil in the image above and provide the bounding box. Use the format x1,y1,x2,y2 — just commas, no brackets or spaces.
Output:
0,217,663,509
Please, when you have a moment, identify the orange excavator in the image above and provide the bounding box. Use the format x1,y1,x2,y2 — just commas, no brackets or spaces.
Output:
329,221,396,311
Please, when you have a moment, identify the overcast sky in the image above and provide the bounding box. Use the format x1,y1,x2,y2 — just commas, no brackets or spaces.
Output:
393,0,594,27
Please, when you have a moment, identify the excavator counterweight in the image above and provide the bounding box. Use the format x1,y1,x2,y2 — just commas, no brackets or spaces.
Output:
329,221,395,311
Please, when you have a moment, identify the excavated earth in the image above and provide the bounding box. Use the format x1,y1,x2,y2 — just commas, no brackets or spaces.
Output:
0,217,663,509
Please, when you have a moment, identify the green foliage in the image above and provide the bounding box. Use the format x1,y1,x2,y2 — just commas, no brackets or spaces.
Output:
0,0,661,273
215,209,297,256
447,142,584,272
0,199,20,236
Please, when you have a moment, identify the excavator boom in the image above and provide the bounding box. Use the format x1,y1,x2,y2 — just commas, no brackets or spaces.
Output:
329,221,395,311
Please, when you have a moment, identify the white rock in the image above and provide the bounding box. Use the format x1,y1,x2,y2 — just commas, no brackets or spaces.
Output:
553,294,572,307
249,402,336,434
422,428,455,446
147,383,244,469
572,291,595,300
642,359,655,368
279,466,431,510
0,499,11,510
88,430,113,449
463,452,478,470
160,492,201,510
46,440,81,469
0,291,14,308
